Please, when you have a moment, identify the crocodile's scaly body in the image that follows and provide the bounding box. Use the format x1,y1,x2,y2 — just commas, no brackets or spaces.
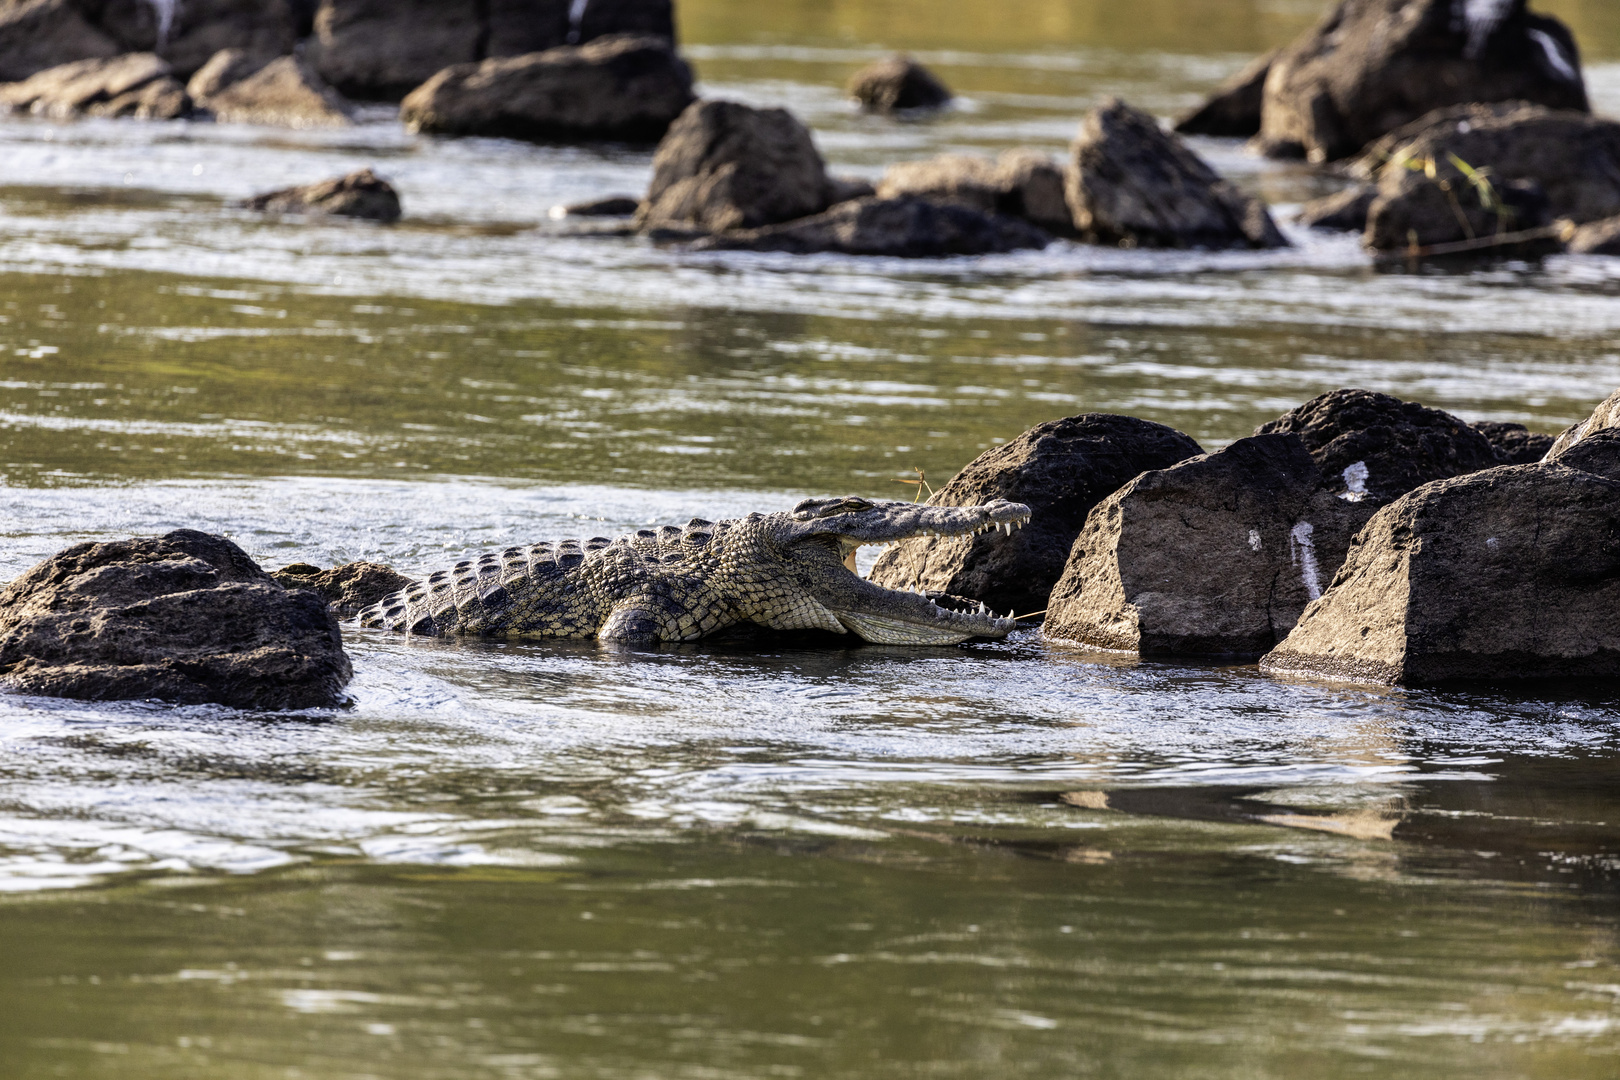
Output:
357,496,1032,644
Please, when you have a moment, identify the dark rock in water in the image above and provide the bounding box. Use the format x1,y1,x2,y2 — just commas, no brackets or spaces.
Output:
1568,215,1620,255
1066,98,1286,249
847,54,951,114
550,195,641,219
877,149,1075,237
1356,103,1620,251
0,52,192,119
1254,388,1499,505
1255,0,1588,163
692,195,1051,258
1297,184,1376,231
639,99,833,232
1260,463,1620,684
868,414,1203,617
1172,48,1274,138
0,530,352,709
273,561,414,618
192,52,352,127
1551,428,1620,482
1043,434,1328,657
1471,420,1554,465
572,0,674,45
0,0,120,83
95,0,299,80
824,175,876,205
241,167,401,221
1547,386,1620,458
400,34,692,143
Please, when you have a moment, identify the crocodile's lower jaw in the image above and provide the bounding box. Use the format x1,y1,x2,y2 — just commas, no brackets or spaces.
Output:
834,606,1018,645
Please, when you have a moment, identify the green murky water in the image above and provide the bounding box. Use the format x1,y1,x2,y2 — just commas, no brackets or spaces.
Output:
2,2,1619,1076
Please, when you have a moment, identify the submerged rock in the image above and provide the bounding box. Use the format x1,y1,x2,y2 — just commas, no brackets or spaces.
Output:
1256,0,1588,163
1172,49,1274,138
192,52,352,127
876,149,1075,236
0,52,191,119
1066,98,1286,249
400,34,693,143
847,54,951,114
550,195,641,218
1297,184,1376,231
639,99,834,233
1471,420,1554,465
0,0,120,83
272,561,414,618
1259,462,1620,684
1547,386,1620,458
241,167,401,221
691,195,1050,257
868,414,1204,617
1043,434,1326,657
0,530,351,709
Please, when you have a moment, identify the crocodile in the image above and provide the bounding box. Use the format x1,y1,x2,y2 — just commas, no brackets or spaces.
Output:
357,496,1032,645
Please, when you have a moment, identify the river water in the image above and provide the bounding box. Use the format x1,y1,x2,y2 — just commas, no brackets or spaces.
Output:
2,2,1619,1077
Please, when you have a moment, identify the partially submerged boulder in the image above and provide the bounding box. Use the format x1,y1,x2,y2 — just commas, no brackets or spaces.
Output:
1471,420,1554,465
1066,98,1286,249
1359,103,1620,251
400,34,693,143
241,167,401,221
638,99,834,233
1297,184,1376,231
868,414,1203,617
1173,49,1274,138
1256,0,1588,163
876,149,1075,236
1547,387,1620,457
0,52,190,119
691,195,1051,257
1043,434,1326,657
0,530,351,709
1259,462,1620,684
272,561,413,618
847,54,951,114
0,0,119,83
193,52,352,127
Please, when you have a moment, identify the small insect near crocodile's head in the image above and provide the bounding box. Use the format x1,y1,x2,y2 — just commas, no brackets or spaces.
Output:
744,496,1032,644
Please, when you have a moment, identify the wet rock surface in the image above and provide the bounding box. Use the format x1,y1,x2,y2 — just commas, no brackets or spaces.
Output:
1357,103,1620,251
272,561,415,618
691,195,1051,257
1548,386,1620,457
1472,420,1554,465
847,54,952,114
876,149,1075,236
1260,463,1620,684
1066,98,1286,249
0,0,120,83
400,33,692,143
868,414,1203,617
1551,428,1620,481
1172,48,1273,137
193,51,351,127
94,0,299,80
241,167,401,221
0,51,191,119
638,99,833,233
1043,434,1327,657
1256,0,1588,163
0,530,352,709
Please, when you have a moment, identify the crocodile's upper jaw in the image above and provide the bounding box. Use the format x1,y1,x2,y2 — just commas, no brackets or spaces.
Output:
780,497,1032,644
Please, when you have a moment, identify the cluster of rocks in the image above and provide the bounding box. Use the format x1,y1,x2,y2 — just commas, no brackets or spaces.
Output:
877,385,1617,685
553,95,1288,257
1172,0,1620,256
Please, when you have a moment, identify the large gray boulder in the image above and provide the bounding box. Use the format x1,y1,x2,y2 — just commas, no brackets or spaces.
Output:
1359,103,1620,251
1547,387,1620,458
241,168,401,221
400,34,693,143
847,54,951,114
0,530,352,709
1067,98,1286,250
1259,461,1620,684
1256,0,1588,163
868,414,1203,618
639,99,836,233
93,0,299,79
876,149,1075,237
0,52,190,118
1043,434,1328,657
691,195,1050,257
0,0,119,83
191,51,352,127
1173,49,1274,138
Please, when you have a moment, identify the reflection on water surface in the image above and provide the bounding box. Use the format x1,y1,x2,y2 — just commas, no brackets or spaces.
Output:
1,0,1619,1075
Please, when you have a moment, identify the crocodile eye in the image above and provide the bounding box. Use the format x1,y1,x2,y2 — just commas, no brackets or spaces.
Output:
840,498,873,512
